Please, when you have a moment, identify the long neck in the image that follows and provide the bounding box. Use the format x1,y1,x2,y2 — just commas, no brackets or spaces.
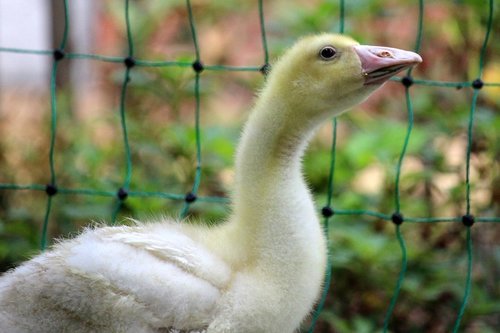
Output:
234,94,314,213
230,91,327,261
224,90,330,316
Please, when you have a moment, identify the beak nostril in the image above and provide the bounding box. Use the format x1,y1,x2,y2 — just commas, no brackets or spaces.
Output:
378,50,393,58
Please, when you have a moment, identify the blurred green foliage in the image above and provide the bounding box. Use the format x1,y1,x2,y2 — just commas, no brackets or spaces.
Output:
0,0,499,332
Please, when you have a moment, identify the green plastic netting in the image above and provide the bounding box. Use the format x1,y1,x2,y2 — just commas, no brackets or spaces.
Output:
0,0,499,332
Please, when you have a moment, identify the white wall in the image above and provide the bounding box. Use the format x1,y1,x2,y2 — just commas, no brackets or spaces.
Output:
0,0,97,89
0,0,51,88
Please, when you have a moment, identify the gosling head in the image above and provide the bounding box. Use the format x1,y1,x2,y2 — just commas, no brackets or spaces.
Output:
265,34,422,121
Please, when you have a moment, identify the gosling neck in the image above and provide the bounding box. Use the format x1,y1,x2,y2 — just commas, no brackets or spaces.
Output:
232,91,331,222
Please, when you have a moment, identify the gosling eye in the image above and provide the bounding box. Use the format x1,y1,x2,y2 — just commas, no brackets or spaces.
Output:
319,46,337,60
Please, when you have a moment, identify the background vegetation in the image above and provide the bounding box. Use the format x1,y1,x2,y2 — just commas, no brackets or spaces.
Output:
0,0,499,332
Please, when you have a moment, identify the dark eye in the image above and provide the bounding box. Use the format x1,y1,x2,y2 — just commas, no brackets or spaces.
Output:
319,46,337,60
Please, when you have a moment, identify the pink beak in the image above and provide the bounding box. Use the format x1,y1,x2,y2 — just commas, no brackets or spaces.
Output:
353,45,422,85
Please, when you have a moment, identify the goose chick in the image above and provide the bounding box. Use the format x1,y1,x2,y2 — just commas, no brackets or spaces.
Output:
0,34,421,333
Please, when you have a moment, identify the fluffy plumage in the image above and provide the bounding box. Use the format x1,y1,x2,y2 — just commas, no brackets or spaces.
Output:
0,34,421,333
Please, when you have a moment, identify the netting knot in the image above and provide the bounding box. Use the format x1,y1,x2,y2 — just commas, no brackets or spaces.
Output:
472,79,483,90
185,192,197,203
401,76,413,88
124,56,136,69
462,214,475,227
53,49,65,61
321,206,334,218
260,63,271,76
45,184,58,196
117,187,129,201
391,212,404,225
192,60,204,73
